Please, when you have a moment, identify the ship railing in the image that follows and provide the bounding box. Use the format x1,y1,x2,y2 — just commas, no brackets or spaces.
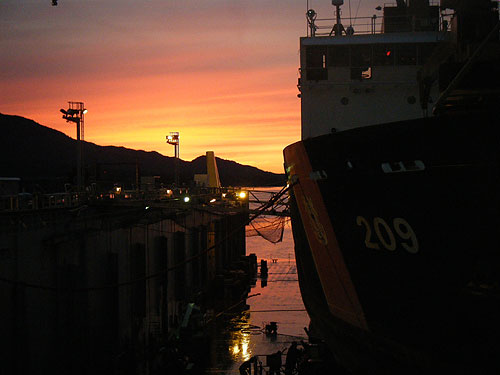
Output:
307,2,444,37
311,16,382,36
381,0,440,6
309,15,443,37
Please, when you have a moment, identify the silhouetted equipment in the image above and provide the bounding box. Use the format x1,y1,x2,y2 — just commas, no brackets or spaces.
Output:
60,101,87,192
265,321,278,335
307,9,316,19
285,341,299,375
307,9,318,37
52,0,58,6
260,259,268,278
239,356,258,375
266,350,282,374
396,0,407,7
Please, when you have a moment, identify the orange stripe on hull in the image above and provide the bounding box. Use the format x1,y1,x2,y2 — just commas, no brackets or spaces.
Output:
284,141,368,330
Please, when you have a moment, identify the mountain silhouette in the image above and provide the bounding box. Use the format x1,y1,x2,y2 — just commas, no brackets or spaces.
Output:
0,113,285,192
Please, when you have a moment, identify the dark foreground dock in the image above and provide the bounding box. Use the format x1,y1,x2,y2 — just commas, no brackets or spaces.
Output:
0,187,276,375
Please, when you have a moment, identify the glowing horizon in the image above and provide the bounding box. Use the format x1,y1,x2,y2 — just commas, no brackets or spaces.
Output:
1,0,376,173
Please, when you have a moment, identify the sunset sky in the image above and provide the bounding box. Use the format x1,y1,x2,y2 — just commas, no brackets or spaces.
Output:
1,0,376,173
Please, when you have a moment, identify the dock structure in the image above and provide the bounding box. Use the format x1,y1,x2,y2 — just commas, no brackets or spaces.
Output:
0,185,282,375
0,185,290,216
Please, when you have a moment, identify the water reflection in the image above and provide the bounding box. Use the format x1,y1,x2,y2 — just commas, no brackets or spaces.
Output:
229,313,252,362
208,218,309,374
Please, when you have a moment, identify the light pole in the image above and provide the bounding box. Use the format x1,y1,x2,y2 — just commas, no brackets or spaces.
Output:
60,101,87,192
166,132,180,186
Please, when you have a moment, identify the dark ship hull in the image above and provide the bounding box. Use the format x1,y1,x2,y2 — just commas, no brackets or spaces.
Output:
284,110,500,373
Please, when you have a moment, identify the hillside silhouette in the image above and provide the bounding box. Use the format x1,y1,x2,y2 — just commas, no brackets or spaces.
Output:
0,113,285,192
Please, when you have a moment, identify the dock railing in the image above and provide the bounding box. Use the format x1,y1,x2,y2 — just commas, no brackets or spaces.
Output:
0,192,87,211
0,186,292,222
0,186,251,212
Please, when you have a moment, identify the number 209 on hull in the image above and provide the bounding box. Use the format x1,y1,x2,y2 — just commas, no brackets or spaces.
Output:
356,216,419,254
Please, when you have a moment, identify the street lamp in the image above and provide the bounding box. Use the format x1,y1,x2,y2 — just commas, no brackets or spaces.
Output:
60,101,87,192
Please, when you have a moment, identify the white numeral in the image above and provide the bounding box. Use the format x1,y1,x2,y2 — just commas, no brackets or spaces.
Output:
356,216,380,250
356,216,419,254
393,217,419,254
373,217,396,251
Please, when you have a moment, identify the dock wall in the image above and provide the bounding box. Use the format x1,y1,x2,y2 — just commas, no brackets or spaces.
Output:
0,204,248,374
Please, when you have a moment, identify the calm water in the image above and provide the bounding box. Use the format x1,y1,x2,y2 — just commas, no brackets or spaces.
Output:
206,188,310,374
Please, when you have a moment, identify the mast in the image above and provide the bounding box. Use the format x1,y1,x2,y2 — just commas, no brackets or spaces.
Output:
331,0,344,36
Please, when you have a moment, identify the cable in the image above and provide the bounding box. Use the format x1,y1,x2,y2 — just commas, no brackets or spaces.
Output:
355,0,362,20
248,309,306,313
206,293,261,323
349,0,352,26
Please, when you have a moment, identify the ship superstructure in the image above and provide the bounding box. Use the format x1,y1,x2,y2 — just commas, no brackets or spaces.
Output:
299,0,499,137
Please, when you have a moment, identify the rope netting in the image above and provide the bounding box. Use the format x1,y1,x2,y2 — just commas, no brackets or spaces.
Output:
246,215,289,243
245,188,290,243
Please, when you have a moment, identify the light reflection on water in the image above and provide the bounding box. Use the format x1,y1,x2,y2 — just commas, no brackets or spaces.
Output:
229,316,251,362
207,198,310,375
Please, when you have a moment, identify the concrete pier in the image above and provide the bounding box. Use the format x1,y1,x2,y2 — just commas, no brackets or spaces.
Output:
0,200,249,374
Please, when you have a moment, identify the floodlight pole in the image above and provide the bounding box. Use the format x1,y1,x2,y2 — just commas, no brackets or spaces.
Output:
61,101,87,192
166,132,180,186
